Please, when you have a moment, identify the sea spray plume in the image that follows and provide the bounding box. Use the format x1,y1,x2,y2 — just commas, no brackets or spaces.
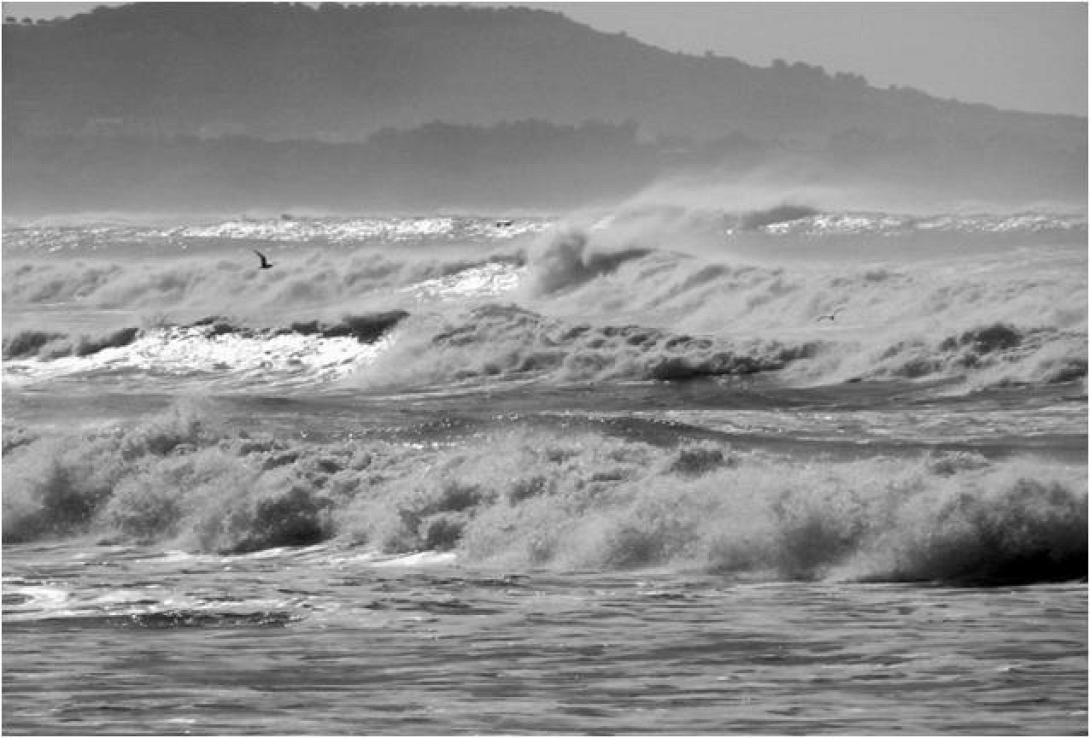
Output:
104,448,255,544
336,429,1086,584
619,155,855,215
2,399,220,541
606,154,1090,244
1,398,340,550
128,458,338,554
617,153,1022,217
524,226,652,296
558,201,737,261
3,397,421,551
341,427,661,557
104,445,339,553
517,199,751,298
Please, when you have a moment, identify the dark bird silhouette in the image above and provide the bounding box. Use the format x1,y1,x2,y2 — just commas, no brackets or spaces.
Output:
253,249,274,270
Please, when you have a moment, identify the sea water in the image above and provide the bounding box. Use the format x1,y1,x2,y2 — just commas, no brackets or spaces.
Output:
3,207,1086,734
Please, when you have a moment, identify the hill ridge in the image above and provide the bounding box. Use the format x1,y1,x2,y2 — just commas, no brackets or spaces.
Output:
4,2,1082,143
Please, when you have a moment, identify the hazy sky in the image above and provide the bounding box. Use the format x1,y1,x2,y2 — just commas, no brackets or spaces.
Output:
536,3,1088,116
5,1,1086,116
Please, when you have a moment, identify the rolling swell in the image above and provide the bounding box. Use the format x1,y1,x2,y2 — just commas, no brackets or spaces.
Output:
3,401,1085,585
3,326,141,360
856,322,1088,386
353,299,1084,391
2,246,523,317
508,213,1087,392
355,303,822,387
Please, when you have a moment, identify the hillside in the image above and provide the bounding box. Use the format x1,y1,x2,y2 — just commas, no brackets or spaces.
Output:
3,3,1086,213
6,3,1085,142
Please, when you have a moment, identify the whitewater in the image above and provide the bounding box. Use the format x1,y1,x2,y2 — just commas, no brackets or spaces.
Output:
2,205,1086,734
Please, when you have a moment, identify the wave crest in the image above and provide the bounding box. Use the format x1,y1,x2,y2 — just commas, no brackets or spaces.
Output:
3,313,405,389
5,404,1084,586
355,303,819,388
3,326,140,360
525,227,651,295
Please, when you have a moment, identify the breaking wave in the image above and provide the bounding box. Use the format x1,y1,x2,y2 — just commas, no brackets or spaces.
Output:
2,250,523,320
4,402,1085,585
338,206,1082,391
508,213,1087,391
3,312,406,389
5,207,1086,393
3,326,140,360
354,303,820,387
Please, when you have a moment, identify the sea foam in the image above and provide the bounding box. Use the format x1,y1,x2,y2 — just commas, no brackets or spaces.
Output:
4,402,1084,585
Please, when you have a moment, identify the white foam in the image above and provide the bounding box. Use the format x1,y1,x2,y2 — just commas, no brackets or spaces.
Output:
173,216,549,244
2,325,393,388
3,215,553,255
3,583,70,616
401,262,524,301
371,551,458,567
759,212,1086,237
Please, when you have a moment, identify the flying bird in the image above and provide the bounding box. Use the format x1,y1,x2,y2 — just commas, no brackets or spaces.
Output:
817,308,841,322
253,249,274,270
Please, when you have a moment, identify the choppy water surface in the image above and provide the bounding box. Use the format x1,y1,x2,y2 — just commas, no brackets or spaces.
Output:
4,541,1086,735
3,208,1087,734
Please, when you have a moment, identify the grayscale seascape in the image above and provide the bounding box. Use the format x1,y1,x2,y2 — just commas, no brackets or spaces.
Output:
3,3,1087,735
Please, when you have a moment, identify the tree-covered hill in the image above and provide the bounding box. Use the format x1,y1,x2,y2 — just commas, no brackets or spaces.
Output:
3,3,1085,213
4,2,1084,144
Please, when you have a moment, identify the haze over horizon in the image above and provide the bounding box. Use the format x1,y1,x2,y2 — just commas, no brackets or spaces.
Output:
4,1,1086,117
5,1,1084,212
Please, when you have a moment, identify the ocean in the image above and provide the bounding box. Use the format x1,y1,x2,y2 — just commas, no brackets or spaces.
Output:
2,205,1087,734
